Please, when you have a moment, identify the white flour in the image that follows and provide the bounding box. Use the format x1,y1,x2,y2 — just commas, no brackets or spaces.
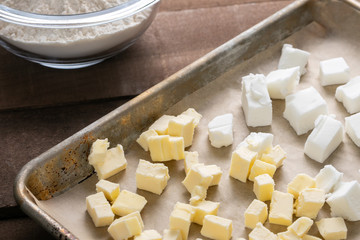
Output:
0,0,153,58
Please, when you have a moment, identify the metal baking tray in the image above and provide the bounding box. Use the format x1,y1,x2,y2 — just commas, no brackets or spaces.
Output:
14,0,360,239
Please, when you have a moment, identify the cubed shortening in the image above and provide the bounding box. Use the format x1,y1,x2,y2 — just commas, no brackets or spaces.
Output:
278,44,310,75
345,112,360,147
320,57,350,86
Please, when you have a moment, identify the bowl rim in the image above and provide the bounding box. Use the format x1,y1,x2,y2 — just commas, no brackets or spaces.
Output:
0,0,160,28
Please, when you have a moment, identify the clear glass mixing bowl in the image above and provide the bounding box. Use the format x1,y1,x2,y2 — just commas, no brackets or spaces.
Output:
0,0,160,69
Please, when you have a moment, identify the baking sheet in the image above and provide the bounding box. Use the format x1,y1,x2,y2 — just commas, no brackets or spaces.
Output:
35,9,360,240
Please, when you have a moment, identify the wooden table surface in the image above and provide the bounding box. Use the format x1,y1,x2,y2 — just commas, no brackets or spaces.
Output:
0,0,291,239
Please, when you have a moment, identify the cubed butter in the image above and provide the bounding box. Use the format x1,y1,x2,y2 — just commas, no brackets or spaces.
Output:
148,135,184,162
180,108,202,127
283,87,328,135
266,67,300,99
182,164,213,201
149,115,175,135
237,132,274,158
316,217,347,240
169,209,192,240
326,180,360,221
202,164,223,186
302,235,322,240
244,199,268,229
96,179,120,202
295,188,325,219
249,222,277,240
134,229,162,240
200,215,233,240
336,76,360,114
208,113,234,148
174,202,195,222
345,112,360,147
107,211,144,240
248,160,276,182
253,173,275,202
315,165,343,194
320,57,350,86
136,129,158,151
278,44,310,75
241,73,272,127
269,191,293,226
260,145,286,168
277,230,302,240
190,185,208,204
287,217,313,237
136,159,170,195
184,151,199,174
287,173,315,199
304,115,344,163
163,229,182,240
88,140,127,180
191,200,220,225
86,192,114,227
229,147,257,183
168,114,195,147
112,190,147,216
169,136,185,160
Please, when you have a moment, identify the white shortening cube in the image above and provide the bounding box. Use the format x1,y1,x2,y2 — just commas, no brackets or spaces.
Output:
244,199,268,229
320,57,350,86
335,76,360,114
295,188,325,219
326,181,360,221
86,192,114,227
136,159,170,195
107,211,144,240
191,200,220,225
266,67,300,99
88,139,127,180
316,217,347,240
230,147,258,183
283,87,328,135
345,112,360,147
112,190,147,216
207,113,233,148
200,215,233,240
315,165,343,194
96,179,120,202
241,74,272,127
237,132,274,158
278,44,310,75
304,115,344,163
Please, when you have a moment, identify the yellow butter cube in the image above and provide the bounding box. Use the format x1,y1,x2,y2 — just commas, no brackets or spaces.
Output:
169,136,185,160
112,190,147,216
107,212,143,240
202,164,223,186
86,192,114,227
287,217,313,237
190,185,208,204
295,188,325,219
302,234,322,240
163,229,182,240
134,229,162,240
236,238,246,240
168,114,195,147
269,191,293,226
182,164,213,200
89,142,127,180
316,217,347,240
169,209,192,240
260,145,286,168
253,173,274,202
121,211,145,228
184,151,199,174
248,160,276,181
88,138,109,165
191,200,220,225
136,129,158,151
180,108,202,127
229,147,258,182
249,222,277,240
287,173,316,199
149,115,175,135
96,179,120,202
148,135,184,162
174,202,195,221
200,215,233,240
244,199,268,229
277,230,302,240
136,159,170,195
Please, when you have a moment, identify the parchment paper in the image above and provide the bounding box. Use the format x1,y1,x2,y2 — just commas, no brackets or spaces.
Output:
35,16,360,240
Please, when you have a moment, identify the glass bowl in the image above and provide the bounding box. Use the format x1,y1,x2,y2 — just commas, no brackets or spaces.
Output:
0,0,160,69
